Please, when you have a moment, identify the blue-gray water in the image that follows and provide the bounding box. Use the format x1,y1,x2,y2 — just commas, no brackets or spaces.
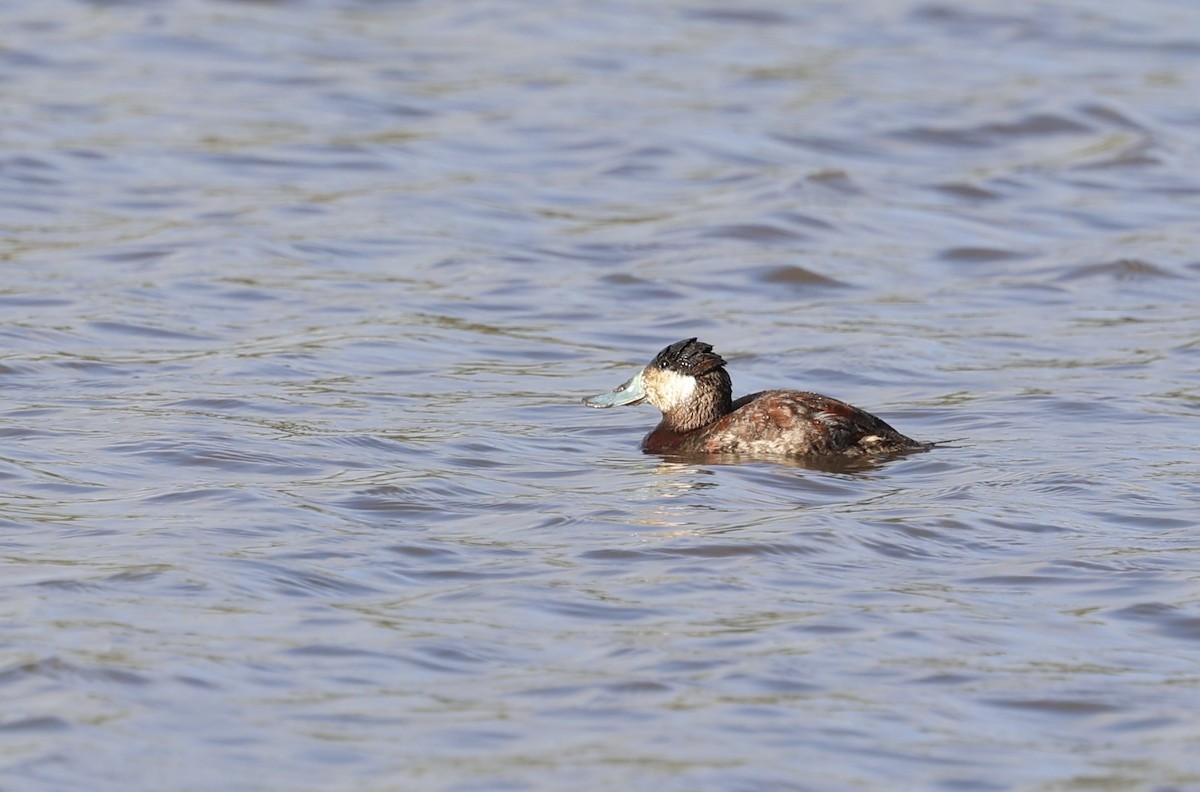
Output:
3,1,1199,790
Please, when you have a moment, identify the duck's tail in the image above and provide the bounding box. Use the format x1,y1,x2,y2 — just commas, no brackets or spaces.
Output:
925,437,967,448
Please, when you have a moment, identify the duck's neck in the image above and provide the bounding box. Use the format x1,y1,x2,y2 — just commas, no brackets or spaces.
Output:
662,369,733,433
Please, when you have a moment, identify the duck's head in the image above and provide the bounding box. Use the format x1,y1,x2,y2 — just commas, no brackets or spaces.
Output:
582,338,733,431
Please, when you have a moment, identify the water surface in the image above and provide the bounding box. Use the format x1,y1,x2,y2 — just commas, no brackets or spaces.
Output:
2,1,1199,790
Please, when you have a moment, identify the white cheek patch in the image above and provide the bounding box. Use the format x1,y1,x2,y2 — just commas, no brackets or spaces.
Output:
656,369,697,410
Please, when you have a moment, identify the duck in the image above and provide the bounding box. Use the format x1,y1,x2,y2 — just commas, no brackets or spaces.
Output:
582,338,930,458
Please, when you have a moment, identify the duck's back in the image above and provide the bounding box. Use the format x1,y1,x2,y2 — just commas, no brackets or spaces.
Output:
650,389,925,457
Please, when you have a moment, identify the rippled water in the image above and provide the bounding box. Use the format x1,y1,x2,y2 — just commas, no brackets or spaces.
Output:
3,0,1200,789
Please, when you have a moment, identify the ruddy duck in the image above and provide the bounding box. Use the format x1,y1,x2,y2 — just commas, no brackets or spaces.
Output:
583,338,930,458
